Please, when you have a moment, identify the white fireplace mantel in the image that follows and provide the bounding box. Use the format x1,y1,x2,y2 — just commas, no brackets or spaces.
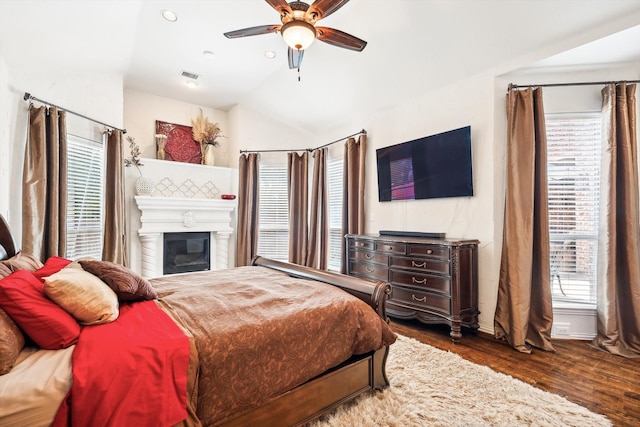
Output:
134,196,237,278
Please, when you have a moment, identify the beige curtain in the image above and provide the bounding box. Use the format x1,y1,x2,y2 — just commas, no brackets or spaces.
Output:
288,152,309,265
305,148,328,269
591,83,640,358
494,88,555,354
102,130,126,264
340,134,367,273
236,153,260,266
22,105,67,261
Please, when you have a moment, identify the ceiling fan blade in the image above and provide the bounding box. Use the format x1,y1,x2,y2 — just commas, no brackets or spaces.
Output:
307,0,350,20
316,27,367,51
288,47,304,69
224,24,281,39
265,0,292,17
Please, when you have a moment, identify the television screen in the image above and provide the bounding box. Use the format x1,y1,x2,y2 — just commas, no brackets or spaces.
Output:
376,126,473,201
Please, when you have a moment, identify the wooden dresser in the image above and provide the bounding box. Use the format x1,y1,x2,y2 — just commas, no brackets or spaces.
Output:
345,234,479,341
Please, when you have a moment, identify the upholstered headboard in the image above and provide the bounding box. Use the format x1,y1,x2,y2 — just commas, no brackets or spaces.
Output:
0,214,17,261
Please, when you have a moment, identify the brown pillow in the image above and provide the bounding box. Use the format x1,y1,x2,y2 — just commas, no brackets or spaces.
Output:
43,263,119,325
1,252,43,273
0,262,12,279
0,307,25,375
78,260,157,302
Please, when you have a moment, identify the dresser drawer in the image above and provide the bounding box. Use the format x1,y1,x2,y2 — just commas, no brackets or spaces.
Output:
408,244,449,259
348,261,388,281
350,249,388,265
390,285,451,316
390,269,450,294
390,256,450,276
348,238,374,250
374,242,406,254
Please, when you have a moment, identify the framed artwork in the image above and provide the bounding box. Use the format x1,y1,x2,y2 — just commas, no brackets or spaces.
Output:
155,120,202,164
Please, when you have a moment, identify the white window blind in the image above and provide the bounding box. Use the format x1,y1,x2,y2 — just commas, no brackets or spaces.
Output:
258,162,289,262
546,114,601,305
66,134,105,260
327,156,343,271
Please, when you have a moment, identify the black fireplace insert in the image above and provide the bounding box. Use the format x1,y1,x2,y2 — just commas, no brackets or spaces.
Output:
163,232,210,275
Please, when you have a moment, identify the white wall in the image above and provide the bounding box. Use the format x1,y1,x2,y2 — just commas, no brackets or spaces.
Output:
496,64,640,339
0,62,123,247
325,64,639,336
0,55,11,222
124,89,230,166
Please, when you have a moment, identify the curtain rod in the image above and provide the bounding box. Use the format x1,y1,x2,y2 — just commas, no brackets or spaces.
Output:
239,129,366,154
508,79,640,90
23,92,127,133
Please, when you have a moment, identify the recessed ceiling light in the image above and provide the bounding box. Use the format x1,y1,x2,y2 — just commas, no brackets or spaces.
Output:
161,9,178,22
185,80,199,88
203,50,215,58
264,51,277,59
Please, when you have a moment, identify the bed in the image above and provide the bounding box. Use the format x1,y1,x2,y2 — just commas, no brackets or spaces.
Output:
0,214,396,426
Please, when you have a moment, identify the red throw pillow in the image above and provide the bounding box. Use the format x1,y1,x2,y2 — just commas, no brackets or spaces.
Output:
33,256,72,280
0,270,80,349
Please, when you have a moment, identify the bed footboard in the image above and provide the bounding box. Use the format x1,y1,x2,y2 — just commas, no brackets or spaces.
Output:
251,256,392,322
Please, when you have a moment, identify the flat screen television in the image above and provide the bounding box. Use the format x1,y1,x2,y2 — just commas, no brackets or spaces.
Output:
376,126,473,202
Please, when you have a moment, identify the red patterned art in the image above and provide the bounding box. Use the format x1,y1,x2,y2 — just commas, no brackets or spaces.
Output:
155,120,202,164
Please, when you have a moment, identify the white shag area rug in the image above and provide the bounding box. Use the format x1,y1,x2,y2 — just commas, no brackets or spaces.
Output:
310,335,611,427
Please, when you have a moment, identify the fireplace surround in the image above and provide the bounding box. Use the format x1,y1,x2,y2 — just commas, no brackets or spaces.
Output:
135,196,236,278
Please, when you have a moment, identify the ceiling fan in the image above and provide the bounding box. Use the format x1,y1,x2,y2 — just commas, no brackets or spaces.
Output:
223,0,367,70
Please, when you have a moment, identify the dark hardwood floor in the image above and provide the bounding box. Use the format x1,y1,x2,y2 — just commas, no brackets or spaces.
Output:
389,319,640,427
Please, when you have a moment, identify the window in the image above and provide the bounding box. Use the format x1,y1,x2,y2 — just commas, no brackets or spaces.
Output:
258,162,289,262
546,114,601,305
66,134,104,259
257,155,344,269
327,156,344,271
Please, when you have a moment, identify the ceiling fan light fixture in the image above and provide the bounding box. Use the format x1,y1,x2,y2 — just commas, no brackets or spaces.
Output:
281,20,316,50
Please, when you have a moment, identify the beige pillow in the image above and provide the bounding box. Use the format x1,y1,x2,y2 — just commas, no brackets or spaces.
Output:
1,252,43,273
43,263,119,325
0,308,25,375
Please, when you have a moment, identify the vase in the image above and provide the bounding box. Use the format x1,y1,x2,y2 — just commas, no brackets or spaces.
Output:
135,176,155,195
203,144,216,166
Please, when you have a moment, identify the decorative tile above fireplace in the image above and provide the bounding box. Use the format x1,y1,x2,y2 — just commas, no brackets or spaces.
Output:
134,196,236,278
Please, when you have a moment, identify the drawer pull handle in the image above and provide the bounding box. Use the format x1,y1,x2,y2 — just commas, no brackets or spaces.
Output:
365,253,373,259
366,267,374,273
412,277,427,285
412,294,427,302
412,261,426,268
427,249,433,255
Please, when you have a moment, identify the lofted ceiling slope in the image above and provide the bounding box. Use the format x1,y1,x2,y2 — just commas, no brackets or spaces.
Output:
1,0,639,133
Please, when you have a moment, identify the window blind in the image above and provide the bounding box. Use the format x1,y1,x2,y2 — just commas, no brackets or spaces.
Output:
66,134,104,259
546,114,601,304
327,156,344,271
258,163,289,262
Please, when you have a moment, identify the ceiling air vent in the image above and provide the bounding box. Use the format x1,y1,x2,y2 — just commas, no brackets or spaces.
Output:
181,70,199,80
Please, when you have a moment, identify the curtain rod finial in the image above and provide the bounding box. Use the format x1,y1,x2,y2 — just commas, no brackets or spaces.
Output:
23,92,31,101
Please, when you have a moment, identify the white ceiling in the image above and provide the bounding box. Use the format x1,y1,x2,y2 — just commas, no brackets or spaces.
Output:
1,0,639,133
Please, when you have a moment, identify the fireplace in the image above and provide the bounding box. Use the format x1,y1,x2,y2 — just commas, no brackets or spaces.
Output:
135,196,236,279
163,232,210,275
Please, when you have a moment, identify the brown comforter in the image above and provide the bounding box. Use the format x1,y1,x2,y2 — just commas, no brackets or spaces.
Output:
151,266,396,426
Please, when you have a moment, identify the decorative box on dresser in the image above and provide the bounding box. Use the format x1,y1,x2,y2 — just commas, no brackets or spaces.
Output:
345,234,479,341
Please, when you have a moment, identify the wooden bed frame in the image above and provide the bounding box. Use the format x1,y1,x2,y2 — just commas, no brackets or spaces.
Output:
0,215,393,427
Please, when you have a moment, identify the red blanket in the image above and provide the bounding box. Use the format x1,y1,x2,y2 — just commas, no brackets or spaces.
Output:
53,300,189,427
